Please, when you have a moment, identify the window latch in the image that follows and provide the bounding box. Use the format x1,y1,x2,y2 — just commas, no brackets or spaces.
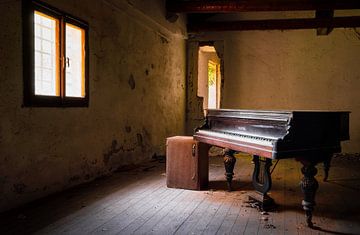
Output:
66,57,70,68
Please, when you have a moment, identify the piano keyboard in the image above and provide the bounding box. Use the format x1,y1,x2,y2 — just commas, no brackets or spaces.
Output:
195,130,276,147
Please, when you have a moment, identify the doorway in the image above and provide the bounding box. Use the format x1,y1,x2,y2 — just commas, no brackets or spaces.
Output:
198,45,221,112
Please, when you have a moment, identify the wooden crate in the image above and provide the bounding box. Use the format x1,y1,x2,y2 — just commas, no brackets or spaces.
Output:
166,136,209,190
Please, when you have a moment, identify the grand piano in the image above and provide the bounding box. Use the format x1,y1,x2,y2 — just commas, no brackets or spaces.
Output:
194,109,350,227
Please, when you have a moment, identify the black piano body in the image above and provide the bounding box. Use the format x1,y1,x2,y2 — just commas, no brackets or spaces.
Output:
194,109,349,159
194,109,350,227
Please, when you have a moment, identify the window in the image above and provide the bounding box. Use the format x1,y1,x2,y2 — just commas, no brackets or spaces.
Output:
23,0,89,107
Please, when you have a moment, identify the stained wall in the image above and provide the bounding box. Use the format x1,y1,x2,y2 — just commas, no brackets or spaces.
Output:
0,0,186,212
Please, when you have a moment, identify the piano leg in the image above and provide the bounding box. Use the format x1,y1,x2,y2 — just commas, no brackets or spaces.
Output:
249,155,275,211
223,148,236,191
299,160,319,228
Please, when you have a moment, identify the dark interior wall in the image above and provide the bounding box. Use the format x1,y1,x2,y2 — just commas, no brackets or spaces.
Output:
0,0,187,212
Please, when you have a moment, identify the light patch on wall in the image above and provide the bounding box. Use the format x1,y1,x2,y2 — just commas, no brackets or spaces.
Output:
207,60,219,109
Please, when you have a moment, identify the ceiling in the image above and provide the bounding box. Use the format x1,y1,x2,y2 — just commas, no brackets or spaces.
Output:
165,0,360,35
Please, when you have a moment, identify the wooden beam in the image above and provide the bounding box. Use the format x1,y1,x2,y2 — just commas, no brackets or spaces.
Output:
188,16,360,32
167,0,360,13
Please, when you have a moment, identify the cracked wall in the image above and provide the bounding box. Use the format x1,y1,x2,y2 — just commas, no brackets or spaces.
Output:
0,0,186,212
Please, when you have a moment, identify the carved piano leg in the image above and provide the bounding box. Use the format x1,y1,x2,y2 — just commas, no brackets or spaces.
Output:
249,155,275,211
223,148,236,191
300,161,319,228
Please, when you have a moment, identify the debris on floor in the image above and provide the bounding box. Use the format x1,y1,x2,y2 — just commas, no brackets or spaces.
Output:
264,224,276,229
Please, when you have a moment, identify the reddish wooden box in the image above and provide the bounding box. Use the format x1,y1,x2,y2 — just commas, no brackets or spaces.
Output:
166,136,209,190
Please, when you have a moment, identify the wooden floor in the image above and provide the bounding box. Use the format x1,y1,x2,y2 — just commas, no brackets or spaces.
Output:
1,154,360,235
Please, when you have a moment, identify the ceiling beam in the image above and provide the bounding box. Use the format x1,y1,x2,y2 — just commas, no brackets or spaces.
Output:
167,0,360,13
188,16,360,32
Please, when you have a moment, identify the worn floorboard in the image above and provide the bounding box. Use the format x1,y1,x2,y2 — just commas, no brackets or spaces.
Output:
1,154,360,235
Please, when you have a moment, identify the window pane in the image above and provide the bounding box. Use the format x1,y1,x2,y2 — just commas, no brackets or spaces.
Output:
34,11,59,96
65,24,85,98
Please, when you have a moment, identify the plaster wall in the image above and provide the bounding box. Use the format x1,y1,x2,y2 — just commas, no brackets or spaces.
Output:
0,0,186,212
219,29,360,153
185,41,203,135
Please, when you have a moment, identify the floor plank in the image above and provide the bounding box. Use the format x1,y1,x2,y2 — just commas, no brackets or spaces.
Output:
130,189,192,234
0,154,359,235
40,172,166,234
148,190,206,235
119,188,184,234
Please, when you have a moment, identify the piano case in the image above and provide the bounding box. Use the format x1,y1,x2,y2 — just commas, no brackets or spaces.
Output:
166,136,209,190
